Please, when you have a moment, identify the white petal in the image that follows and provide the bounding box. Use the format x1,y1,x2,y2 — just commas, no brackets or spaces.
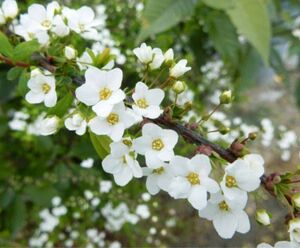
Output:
213,211,238,239
244,154,265,177
169,156,189,176
75,84,99,106
110,123,125,142
108,89,125,104
89,117,110,135
102,157,122,174
25,91,44,104
92,101,113,117
133,136,151,155
106,68,123,90
114,167,133,186
162,129,178,149
236,210,250,234
168,177,191,199
142,123,162,137
28,4,46,22
190,154,211,175
187,185,208,210
146,88,165,105
44,90,57,107
199,202,219,221
202,177,219,193
146,175,160,195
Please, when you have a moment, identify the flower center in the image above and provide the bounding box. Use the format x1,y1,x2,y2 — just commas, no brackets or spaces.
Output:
99,88,112,100
136,98,148,109
122,139,132,147
79,24,85,32
225,175,237,188
152,139,164,151
218,200,229,211
186,172,200,185
106,113,119,125
121,155,127,165
153,166,165,175
42,83,51,94
41,19,51,28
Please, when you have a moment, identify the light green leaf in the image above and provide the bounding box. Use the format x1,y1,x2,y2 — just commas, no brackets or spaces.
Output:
0,32,13,57
226,0,271,65
13,40,40,62
202,0,271,65
89,132,111,160
137,0,197,43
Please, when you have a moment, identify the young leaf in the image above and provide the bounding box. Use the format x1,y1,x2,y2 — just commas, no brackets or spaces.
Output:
137,0,197,43
89,132,111,160
7,67,24,81
17,69,30,96
13,40,40,62
0,32,13,57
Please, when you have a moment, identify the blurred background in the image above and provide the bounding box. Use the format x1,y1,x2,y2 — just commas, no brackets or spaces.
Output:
0,0,300,247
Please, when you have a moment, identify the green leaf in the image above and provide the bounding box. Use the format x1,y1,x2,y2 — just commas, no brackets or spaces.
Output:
24,185,57,207
7,67,24,81
202,0,235,9
13,40,40,62
0,32,13,57
0,70,17,103
47,92,73,117
202,0,271,65
137,0,196,43
7,195,26,237
295,79,300,109
205,11,240,65
226,0,271,65
0,188,15,209
89,132,111,160
17,69,29,96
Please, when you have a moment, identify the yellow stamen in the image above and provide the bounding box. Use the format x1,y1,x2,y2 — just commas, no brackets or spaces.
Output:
106,113,119,125
42,83,51,94
99,88,112,100
225,175,237,188
152,139,164,151
186,172,200,185
136,98,148,109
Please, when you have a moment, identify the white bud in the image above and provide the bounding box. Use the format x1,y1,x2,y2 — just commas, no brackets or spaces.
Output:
292,193,300,208
289,218,300,243
219,90,233,104
170,59,191,78
2,0,18,20
37,116,60,136
164,48,174,63
64,46,76,60
255,209,271,226
172,80,186,94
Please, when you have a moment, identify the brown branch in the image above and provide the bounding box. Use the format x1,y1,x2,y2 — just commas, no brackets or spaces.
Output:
149,115,238,163
0,54,30,68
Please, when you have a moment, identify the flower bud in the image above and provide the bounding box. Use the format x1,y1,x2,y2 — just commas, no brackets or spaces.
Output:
292,193,300,208
249,132,257,140
64,46,77,60
164,48,174,63
219,90,233,104
256,209,271,226
289,218,300,242
220,126,230,135
172,80,186,94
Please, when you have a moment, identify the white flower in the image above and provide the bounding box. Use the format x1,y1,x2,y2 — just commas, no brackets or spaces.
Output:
243,154,265,178
65,113,87,135
75,67,125,117
164,48,174,63
35,116,59,136
133,123,178,164
133,43,153,64
102,140,142,186
136,204,150,219
64,46,76,60
220,158,261,205
52,15,70,37
132,82,164,119
65,6,99,39
89,103,136,142
149,48,164,70
27,2,60,31
80,158,94,168
25,73,57,107
76,51,93,70
199,192,250,239
168,155,219,210
289,218,300,243
170,59,191,78
1,0,18,20
256,209,271,226
143,158,173,195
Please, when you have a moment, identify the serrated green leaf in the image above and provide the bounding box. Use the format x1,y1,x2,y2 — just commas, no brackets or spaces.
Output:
7,67,24,81
0,32,13,57
13,40,40,62
89,132,111,159
226,0,271,65
137,0,197,43
47,92,73,117
205,11,240,65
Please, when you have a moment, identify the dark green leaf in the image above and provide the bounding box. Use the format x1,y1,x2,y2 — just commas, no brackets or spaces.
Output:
0,188,15,209
24,185,57,207
7,195,26,237
7,67,24,81
17,69,29,96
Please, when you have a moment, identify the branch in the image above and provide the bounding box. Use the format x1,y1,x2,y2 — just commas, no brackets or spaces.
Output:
149,115,238,163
